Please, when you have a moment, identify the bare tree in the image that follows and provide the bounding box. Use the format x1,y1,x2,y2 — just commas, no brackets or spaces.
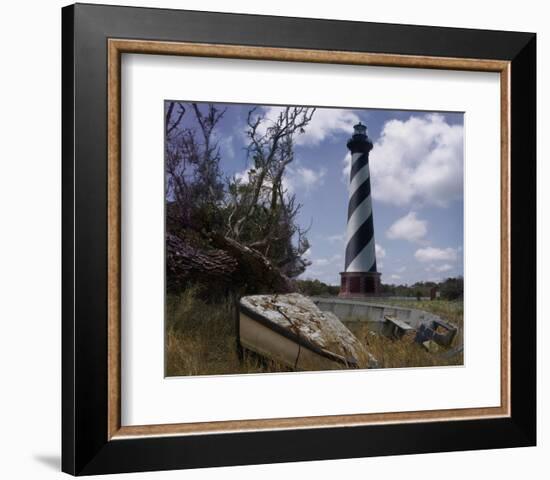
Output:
225,106,315,277
165,102,226,231
165,102,316,293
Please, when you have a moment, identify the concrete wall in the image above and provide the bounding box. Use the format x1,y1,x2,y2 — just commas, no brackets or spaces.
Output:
312,297,442,330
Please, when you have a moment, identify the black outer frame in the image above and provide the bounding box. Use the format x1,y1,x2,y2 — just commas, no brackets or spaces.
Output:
61,3,536,476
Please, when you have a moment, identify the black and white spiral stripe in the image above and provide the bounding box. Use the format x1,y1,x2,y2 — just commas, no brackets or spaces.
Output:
345,151,377,273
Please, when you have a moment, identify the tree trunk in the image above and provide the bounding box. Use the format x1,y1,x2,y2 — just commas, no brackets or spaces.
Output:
166,233,237,291
166,233,296,294
209,233,295,294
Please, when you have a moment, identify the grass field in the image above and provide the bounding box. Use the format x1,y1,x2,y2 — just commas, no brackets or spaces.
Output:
165,290,463,377
344,298,463,368
165,288,290,376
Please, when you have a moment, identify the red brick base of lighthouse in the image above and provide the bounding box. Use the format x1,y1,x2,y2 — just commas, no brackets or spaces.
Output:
338,272,382,298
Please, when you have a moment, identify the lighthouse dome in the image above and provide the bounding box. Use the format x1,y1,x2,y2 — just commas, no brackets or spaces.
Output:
353,122,367,136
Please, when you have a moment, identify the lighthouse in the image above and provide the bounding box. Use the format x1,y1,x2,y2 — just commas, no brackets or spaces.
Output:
339,122,381,297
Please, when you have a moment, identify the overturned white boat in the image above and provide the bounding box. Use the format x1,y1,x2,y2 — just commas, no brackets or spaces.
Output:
239,293,376,371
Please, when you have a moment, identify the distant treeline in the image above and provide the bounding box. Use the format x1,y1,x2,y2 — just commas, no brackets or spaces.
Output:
296,277,464,301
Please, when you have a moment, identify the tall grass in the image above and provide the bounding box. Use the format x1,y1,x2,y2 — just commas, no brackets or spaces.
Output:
165,289,463,376
165,287,289,376
346,322,463,369
365,298,464,351
344,298,464,368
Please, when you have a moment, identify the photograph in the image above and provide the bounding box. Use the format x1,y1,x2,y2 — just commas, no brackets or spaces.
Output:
164,101,465,376
53,2,537,476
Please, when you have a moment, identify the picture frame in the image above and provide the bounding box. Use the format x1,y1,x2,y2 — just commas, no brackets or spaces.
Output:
62,3,536,475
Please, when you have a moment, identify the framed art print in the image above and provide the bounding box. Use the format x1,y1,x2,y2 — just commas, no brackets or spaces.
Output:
62,3,536,475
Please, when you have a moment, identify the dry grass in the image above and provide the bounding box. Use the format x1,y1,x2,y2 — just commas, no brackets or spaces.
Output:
375,298,463,349
346,323,463,369
165,287,290,376
345,298,464,369
166,290,463,376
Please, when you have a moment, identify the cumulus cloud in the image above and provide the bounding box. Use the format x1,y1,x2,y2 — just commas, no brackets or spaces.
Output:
390,274,401,280
285,166,326,194
425,263,454,273
234,168,250,184
302,251,343,285
312,253,342,267
375,243,386,259
234,165,326,196
386,212,428,243
327,233,346,244
414,247,458,263
342,152,352,182
433,263,453,272
215,133,235,159
262,106,360,147
369,114,463,207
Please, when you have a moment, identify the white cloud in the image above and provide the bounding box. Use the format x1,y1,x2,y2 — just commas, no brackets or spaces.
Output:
375,243,386,259
426,263,454,273
262,106,360,147
285,166,326,194
298,166,326,190
369,114,463,207
414,247,458,263
234,168,250,184
386,212,428,243
217,134,235,159
342,152,352,182
390,274,401,280
327,233,346,244
302,251,343,285
233,165,326,196
313,253,342,267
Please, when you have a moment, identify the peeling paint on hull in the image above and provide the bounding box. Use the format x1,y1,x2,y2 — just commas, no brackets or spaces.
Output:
240,313,352,371
239,293,376,371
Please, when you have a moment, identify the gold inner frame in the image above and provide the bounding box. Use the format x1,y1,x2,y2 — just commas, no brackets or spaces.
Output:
107,39,511,440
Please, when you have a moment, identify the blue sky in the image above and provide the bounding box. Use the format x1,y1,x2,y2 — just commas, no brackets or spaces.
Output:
171,102,464,286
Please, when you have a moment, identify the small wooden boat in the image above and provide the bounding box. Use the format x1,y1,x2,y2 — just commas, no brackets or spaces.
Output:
239,293,376,371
